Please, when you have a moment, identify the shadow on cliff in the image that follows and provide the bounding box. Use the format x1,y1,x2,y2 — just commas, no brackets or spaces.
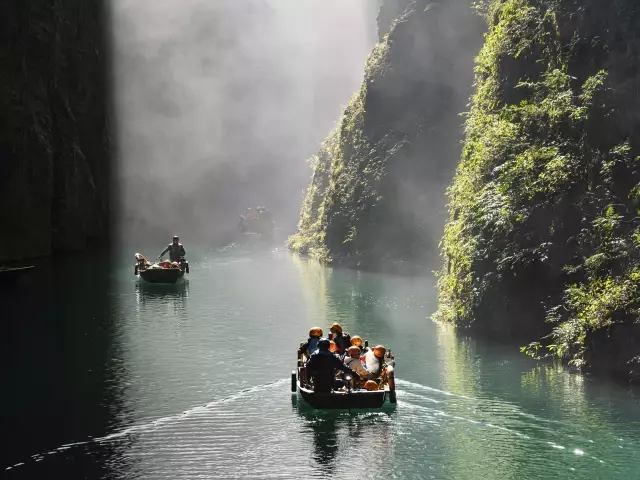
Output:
0,0,117,263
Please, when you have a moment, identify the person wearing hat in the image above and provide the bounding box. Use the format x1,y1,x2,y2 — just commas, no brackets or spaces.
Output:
343,346,371,382
328,323,351,354
298,327,324,359
364,345,387,377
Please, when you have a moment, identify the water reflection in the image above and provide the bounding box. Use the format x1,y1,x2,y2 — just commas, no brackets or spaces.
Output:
134,279,189,301
291,394,397,476
291,255,424,355
7,250,640,479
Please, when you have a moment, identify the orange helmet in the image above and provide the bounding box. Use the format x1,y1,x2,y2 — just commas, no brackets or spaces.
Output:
330,323,343,334
364,380,379,391
309,327,323,338
347,346,361,357
350,335,363,347
373,345,386,358
329,340,338,352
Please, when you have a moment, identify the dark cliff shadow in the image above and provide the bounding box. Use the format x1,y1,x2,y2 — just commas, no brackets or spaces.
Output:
0,250,127,479
0,0,116,262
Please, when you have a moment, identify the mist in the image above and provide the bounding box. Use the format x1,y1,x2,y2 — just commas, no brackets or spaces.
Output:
111,0,379,249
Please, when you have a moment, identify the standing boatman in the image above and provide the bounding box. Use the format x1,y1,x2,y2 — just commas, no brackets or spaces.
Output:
159,235,186,262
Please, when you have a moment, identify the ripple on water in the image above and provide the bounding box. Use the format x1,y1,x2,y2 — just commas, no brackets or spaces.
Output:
4,250,640,479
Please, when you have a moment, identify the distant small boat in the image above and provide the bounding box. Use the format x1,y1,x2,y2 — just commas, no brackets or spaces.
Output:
0,265,35,285
238,206,275,235
134,253,189,284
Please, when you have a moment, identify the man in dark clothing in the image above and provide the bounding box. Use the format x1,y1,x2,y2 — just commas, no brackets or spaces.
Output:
305,338,360,392
159,236,186,262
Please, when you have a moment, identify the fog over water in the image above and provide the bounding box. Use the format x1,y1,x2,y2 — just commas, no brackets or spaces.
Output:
111,0,380,247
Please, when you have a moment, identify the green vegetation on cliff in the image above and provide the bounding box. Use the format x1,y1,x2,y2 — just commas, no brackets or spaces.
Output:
290,0,483,270
437,0,640,376
0,0,112,262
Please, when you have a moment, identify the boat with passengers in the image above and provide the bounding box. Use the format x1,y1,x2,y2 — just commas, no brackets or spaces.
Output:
292,327,397,409
134,253,189,284
238,206,275,235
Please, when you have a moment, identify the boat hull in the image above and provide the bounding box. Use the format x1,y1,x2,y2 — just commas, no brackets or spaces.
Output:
297,381,388,409
0,266,35,285
139,268,184,284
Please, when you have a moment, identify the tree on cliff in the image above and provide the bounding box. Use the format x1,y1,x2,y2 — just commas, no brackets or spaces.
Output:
437,0,640,378
289,0,483,271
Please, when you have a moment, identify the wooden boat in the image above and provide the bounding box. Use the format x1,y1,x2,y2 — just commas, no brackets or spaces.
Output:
0,265,35,285
134,253,188,284
292,357,397,409
238,206,275,235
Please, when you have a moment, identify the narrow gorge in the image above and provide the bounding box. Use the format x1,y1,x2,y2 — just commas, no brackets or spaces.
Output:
291,0,640,379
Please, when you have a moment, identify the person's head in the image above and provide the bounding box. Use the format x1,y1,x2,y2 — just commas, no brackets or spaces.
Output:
309,327,323,338
373,345,386,359
347,346,361,358
350,335,363,347
330,323,343,336
329,340,338,353
317,338,330,351
172,235,179,245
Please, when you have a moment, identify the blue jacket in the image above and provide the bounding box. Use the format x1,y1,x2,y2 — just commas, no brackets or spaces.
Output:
298,337,321,357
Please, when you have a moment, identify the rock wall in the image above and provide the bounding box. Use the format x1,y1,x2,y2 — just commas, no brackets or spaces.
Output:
289,0,484,271
437,0,640,378
0,0,112,262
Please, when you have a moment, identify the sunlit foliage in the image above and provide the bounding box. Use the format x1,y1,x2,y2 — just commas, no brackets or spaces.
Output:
437,0,640,370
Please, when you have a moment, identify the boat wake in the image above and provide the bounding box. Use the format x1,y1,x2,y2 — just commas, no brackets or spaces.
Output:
395,379,607,465
5,379,287,472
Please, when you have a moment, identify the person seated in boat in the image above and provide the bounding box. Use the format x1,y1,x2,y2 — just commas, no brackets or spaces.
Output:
298,327,323,359
328,323,351,354
159,236,186,262
305,338,360,393
343,346,371,383
364,345,387,378
350,335,369,362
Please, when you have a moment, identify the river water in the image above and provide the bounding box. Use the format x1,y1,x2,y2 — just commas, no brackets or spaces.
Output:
3,241,640,479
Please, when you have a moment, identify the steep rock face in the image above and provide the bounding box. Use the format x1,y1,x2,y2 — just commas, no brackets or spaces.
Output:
0,0,112,262
289,0,484,271
437,0,640,378
376,0,411,41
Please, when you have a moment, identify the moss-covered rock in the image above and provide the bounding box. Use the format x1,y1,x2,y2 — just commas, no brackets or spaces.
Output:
289,0,484,271
437,0,640,378
0,0,112,262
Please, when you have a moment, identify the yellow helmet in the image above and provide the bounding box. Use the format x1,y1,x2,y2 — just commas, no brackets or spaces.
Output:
309,327,323,338
347,346,361,357
364,380,379,391
373,345,386,359
329,340,338,353
330,323,343,334
350,335,363,347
